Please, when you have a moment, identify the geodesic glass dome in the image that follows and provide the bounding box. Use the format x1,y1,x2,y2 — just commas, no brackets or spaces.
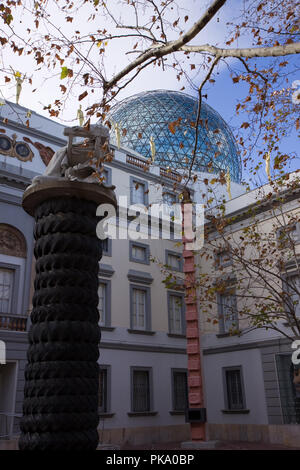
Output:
108,90,242,183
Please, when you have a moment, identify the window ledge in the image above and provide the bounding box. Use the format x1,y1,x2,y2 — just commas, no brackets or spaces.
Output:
98,413,115,419
100,326,115,332
127,329,156,335
167,333,186,338
127,411,158,417
221,409,250,414
216,331,241,338
169,410,185,415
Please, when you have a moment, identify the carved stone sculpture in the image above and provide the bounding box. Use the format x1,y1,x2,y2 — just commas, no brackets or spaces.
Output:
32,124,111,185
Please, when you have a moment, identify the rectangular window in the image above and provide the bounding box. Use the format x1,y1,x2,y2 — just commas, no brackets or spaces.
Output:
285,274,300,318
278,224,300,249
276,354,300,424
129,241,150,265
132,369,150,412
216,250,231,268
168,293,184,335
98,282,106,326
130,177,148,206
163,192,177,217
166,252,182,271
132,288,146,330
172,370,188,412
0,268,14,313
102,238,112,256
219,290,238,333
224,368,245,410
99,368,108,413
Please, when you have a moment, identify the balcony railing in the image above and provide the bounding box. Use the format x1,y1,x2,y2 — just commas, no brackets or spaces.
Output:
160,167,182,182
126,154,150,171
0,313,28,332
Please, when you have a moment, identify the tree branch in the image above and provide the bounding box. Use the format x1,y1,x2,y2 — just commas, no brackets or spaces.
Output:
103,0,227,92
179,42,300,58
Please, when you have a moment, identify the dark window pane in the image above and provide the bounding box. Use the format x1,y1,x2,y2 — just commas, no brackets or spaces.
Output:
133,370,150,412
226,369,244,410
99,369,107,413
173,372,188,411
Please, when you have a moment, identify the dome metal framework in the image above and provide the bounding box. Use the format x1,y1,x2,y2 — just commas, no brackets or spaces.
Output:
108,90,242,183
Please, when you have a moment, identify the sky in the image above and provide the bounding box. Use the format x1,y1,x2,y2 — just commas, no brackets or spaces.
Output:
0,0,299,186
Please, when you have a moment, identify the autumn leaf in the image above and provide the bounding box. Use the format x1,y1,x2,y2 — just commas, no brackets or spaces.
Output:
23,136,34,144
241,122,250,129
78,90,88,101
4,77,10,83
0,129,6,133
122,128,127,136
190,64,195,70
60,85,67,94
60,67,69,79
296,118,300,130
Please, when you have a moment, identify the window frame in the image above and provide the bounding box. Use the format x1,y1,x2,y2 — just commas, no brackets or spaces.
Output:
130,366,153,413
102,237,112,257
214,248,232,269
129,284,151,332
277,223,300,249
129,241,150,265
217,287,238,334
130,176,149,206
0,263,20,314
222,366,246,411
282,270,300,320
98,364,111,414
98,279,111,327
167,291,186,336
101,166,112,186
165,250,183,272
171,368,188,413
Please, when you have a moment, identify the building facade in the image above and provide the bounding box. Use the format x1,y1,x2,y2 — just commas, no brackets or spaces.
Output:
198,178,300,447
2,90,297,448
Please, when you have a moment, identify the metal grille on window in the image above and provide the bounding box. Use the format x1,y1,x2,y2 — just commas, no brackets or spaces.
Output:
0,269,13,313
276,354,300,424
132,288,146,329
98,283,106,326
132,182,145,205
133,370,150,412
169,295,182,334
226,369,244,410
99,369,107,413
173,372,188,411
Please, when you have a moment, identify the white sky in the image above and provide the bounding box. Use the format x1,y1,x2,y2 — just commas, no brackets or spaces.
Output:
0,0,245,124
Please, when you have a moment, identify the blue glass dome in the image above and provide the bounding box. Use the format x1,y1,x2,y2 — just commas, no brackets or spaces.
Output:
108,90,241,182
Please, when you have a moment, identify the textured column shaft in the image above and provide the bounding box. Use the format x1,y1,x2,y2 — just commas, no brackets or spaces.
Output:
19,197,102,451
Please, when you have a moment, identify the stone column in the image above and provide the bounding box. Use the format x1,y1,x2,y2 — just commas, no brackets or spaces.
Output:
19,180,116,451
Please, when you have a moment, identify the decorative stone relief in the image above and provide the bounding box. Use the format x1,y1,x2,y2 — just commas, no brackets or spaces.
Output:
0,224,27,258
0,133,33,162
